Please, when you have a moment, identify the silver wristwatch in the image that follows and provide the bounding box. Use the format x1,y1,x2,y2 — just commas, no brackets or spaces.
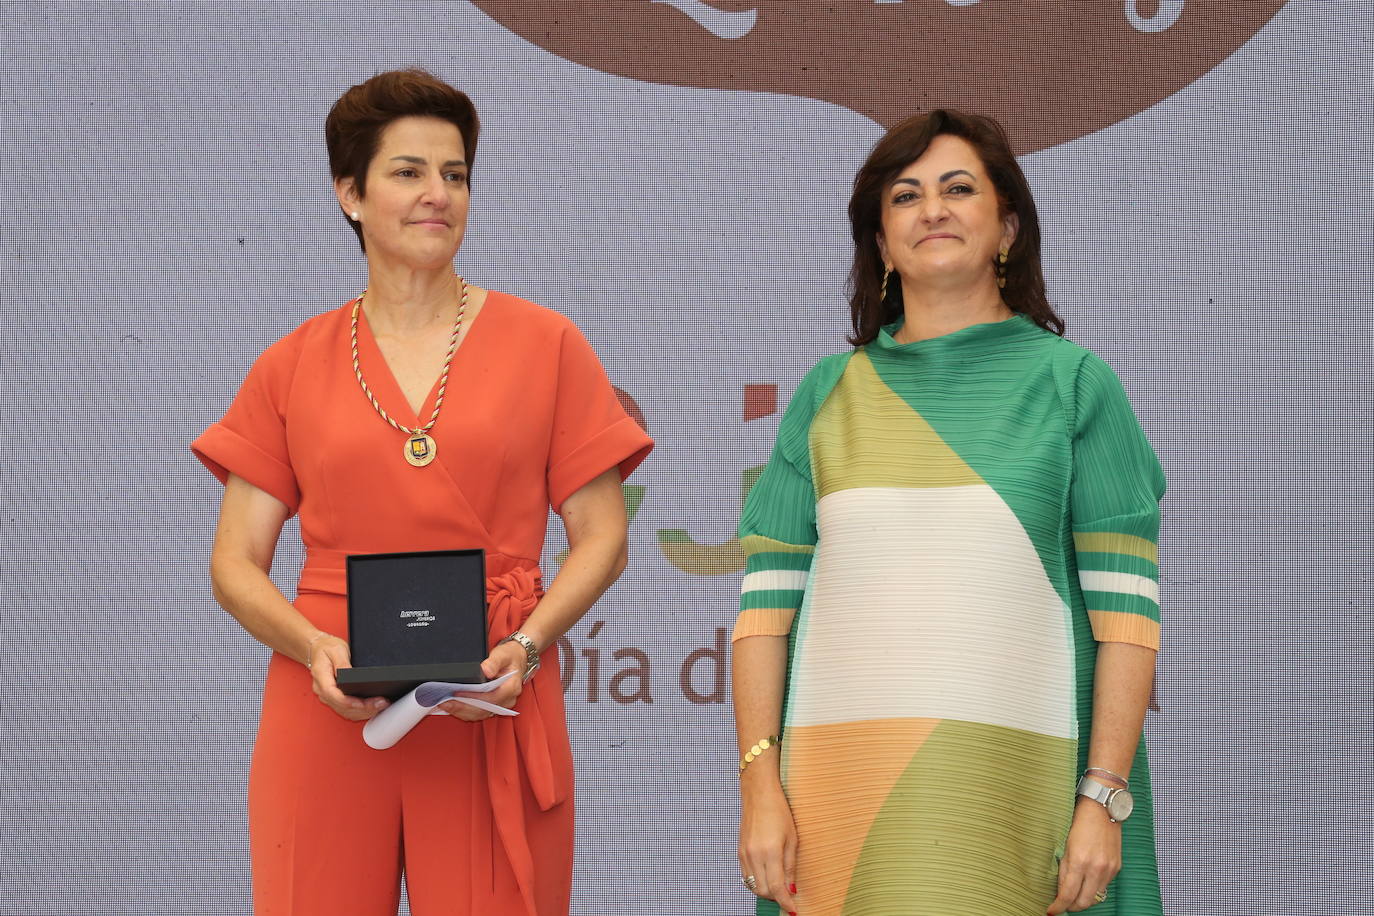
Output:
1075,775,1135,823
498,631,541,682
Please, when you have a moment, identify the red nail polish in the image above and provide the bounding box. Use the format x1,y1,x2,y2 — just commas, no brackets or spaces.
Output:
790,884,797,894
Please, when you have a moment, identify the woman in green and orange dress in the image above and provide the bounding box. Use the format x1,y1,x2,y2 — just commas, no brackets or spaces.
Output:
732,111,1165,916
193,69,651,915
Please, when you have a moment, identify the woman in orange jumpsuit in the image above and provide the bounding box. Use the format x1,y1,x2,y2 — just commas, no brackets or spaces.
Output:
192,69,652,915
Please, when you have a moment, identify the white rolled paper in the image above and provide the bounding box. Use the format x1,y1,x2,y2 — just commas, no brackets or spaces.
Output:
362,672,518,750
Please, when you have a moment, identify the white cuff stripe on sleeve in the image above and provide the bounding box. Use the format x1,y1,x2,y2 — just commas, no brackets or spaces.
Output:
1079,570,1159,605
742,569,808,594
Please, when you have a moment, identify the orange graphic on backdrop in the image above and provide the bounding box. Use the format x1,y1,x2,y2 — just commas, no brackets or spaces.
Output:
472,0,1288,153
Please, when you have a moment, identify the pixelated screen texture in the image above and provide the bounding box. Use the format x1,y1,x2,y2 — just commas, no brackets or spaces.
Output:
2,2,1370,914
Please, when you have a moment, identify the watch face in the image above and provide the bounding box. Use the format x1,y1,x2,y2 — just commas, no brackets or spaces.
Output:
1107,789,1135,822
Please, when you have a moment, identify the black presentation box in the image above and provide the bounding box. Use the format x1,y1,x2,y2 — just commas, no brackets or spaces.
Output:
335,549,488,700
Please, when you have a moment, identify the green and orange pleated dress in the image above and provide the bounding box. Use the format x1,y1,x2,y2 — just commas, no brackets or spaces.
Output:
735,315,1165,916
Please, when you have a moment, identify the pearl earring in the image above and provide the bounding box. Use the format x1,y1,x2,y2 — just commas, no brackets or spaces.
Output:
350,211,360,221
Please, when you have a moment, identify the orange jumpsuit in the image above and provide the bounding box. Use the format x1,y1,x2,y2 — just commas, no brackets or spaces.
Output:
192,292,652,915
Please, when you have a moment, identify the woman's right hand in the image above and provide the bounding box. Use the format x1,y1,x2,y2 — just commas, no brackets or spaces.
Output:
739,779,800,914
307,634,388,721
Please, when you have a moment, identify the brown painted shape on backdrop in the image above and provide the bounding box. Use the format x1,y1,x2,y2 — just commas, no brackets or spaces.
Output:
471,0,1289,154
743,383,777,421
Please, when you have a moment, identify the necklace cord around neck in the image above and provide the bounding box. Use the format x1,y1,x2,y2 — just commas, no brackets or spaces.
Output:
349,276,468,436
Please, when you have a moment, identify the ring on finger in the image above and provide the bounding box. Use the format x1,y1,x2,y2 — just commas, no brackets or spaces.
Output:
742,874,758,893
1094,890,1108,903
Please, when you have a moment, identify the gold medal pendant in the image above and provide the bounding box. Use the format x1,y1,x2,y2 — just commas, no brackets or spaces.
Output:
404,432,437,467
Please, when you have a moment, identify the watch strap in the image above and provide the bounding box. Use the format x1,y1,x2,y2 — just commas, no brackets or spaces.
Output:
499,631,541,682
1076,775,1132,822
1076,775,1111,805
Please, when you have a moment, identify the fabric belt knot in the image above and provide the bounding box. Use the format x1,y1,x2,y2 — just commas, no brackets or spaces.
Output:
481,563,562,916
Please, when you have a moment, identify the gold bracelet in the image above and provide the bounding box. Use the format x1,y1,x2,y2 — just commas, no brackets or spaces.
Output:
739,735,781,774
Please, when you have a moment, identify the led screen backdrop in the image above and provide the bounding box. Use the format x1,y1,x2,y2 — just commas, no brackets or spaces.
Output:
3,2,1371,914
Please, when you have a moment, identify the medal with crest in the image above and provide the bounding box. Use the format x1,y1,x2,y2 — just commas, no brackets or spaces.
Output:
405,432,437,468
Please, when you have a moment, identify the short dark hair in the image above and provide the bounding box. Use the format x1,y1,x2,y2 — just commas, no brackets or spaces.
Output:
324,68,480,252
846,109,1063,346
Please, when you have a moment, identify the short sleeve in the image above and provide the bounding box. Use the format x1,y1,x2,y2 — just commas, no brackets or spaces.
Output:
733,365,823,642
190,336,302,515
1069,353,1166,650
545,323,653,513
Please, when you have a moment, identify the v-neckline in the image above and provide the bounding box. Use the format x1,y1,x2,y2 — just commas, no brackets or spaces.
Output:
354,291,495,423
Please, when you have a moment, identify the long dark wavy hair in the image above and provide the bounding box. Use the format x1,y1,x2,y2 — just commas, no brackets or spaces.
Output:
846,109,1063,346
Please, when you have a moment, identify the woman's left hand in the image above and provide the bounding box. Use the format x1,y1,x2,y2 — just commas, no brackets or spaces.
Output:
1047,797,1121,914
437,640,527,721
